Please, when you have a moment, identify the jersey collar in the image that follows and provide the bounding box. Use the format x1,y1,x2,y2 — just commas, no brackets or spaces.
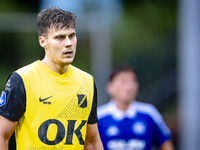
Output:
37,60,72,81
108,100,137,121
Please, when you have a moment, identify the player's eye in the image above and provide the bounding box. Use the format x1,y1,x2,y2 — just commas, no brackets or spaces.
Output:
69,33,76,39
56,35,65,40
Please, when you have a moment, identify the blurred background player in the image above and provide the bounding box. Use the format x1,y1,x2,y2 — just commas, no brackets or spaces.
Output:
97,65,174,150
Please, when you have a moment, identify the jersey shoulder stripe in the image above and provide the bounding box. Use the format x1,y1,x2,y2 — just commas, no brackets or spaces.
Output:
135,101,164,124
136,101,171,135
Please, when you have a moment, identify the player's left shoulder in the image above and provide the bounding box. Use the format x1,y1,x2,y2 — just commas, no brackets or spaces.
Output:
136,101,162,120
136,101,157,111
70,65,93,78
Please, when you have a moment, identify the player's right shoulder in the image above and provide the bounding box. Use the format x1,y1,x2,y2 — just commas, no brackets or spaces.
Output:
7,72,23,83
16,61,36,76
4,72,24,93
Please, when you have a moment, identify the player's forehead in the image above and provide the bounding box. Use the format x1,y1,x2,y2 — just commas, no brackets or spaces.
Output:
112,71,137,81
47,26,76,37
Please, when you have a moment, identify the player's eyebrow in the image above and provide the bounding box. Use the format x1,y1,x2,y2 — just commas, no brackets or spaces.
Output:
53,33,66,39
69,32,76,36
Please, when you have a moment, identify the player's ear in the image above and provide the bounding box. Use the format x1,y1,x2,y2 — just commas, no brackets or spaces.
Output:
106,82,113,96
39,36,46,48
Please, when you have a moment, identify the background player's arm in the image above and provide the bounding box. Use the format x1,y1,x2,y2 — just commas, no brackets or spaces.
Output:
159,139,174,150
0,115,17,150
84,123,104,150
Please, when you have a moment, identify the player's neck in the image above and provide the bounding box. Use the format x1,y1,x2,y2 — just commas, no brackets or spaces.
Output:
115,100,131,111
41,58,69,75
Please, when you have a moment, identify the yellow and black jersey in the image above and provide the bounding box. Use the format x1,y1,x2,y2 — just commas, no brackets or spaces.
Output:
0,60,98,150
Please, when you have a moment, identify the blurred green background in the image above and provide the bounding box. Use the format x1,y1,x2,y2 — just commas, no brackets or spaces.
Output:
0,0,177,149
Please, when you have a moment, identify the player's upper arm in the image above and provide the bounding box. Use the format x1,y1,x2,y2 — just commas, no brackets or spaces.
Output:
159,139,174,150
0,115,17,143
87,82,98,124
84,123,103,150
0,72,26,121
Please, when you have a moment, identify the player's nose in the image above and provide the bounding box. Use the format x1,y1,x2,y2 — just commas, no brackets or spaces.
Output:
65,38,72,47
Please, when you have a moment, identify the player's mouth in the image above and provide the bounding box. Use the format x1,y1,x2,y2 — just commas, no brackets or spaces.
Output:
63,51,73,57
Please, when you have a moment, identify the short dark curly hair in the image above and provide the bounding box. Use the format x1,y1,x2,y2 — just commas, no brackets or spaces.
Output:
109,65,138,82
36,7,77,37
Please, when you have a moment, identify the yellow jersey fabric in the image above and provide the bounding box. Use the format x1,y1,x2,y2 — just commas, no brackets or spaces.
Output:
15,60,94,150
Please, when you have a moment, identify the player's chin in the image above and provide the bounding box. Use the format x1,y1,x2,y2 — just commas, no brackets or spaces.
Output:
62,58,74,65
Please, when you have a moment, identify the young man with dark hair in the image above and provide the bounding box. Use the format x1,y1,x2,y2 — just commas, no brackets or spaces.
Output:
97,65,174,150
0,7,103,150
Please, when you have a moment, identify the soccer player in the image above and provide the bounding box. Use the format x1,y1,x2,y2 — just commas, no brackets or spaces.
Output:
97,65,174,150
0,7,103,150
